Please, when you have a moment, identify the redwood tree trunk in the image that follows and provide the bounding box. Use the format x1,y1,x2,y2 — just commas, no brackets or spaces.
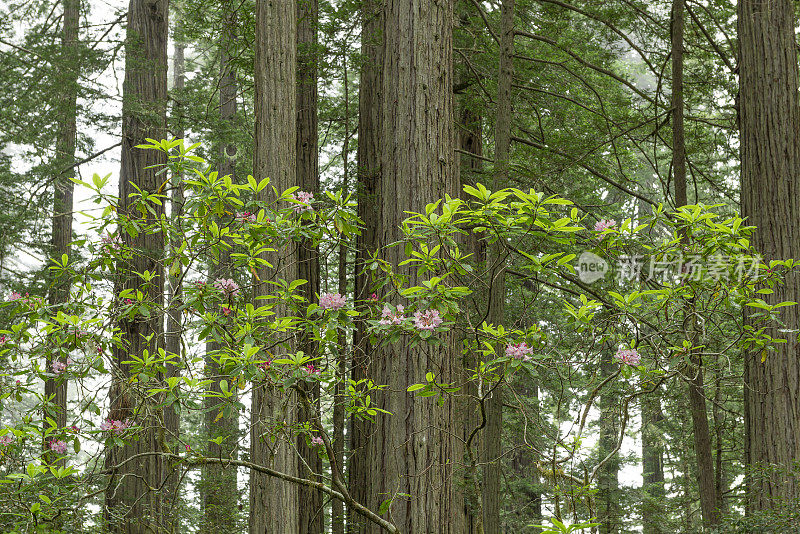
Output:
104,0,168,530
641,383,666,534
483,0,514,530
200,2,239,530
250,0,299,531
597,350,620,534
296,0,323,531
672,0,719,525
163,15,184,531
738,0,800,515
45,0,80,459
349,0,382,530
364,1,463,532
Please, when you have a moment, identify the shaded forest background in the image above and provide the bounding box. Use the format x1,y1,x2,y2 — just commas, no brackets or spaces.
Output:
1,0,800,532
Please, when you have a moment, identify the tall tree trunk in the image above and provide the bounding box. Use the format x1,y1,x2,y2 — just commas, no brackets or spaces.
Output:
163,15,184,532
348,0,382,530
458,102,483,534
296,0,323,531
641,383,666,534
331,39,351,534
711,361,728,518
597,349,620,534
365,1,462,532
483,1,514,530
672,0,719,525
104,0,169,530
738,0,800,516
250,0,298,532
45,0,80,461
200,2,239,530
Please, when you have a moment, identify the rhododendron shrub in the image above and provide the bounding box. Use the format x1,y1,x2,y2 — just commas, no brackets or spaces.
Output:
0,140,793,531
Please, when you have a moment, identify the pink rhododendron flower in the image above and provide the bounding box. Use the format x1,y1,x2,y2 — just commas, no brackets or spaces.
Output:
615,347,641,366
235,211,257,223
319,292,346,310
100,232,122,251
311,436,324,446
221,306,232,316
289,191,314,212
185,444,191,452
100,418,132,433
369,293,378,302
413,309,443,331
52,358,72,374
506,342,534,361
594,219,617,240
8,292,21,301
304,364,321,375
213,278,240,297
258,358,272,371
69,426,80,433
0,335,7,344
49,440,68,454
379,305,405,326
0,435,13,446
594,219,616,232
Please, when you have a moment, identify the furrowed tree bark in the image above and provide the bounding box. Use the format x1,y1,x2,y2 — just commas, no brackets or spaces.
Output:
672,0,719,526
200,2,239,530
641,382,666,534
458,101,483,534
348,0,382,530
597,349,620,534
331,37,351,534
738,0,800,516
163,14,184,531
45,0,80,462
483,0,514,530
637,192,666,534
251,0,299,531
104,0,168,529
365,1,463,532
296,0,323,531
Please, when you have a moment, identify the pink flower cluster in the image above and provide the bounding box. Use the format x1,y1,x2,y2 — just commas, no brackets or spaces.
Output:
213,278,240,297
379,305,405,326
100,418,132,434
100,232,122,251
0,435,13,446
506,342,533,362
594,219,616,232
304,364,321,375
49,440,68,454
52,358,73,374
319,292,346,310
8,292,43,308
615,347,641,366
594,219,616,240
258,358,272,371
413,309,443,331
0,335,7,345
235,211,257,223
310,436,324,446
290,191,314,212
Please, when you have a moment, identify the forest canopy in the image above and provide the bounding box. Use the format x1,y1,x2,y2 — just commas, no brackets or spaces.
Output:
1,0,800,533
